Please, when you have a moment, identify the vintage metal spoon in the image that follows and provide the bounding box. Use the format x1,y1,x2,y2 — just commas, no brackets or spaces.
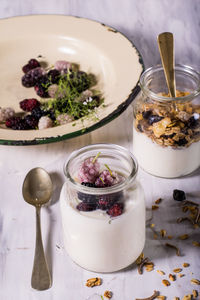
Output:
157,32,176,97
22,167,53,290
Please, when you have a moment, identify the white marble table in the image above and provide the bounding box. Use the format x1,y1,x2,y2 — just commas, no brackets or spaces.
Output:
0,1,200,299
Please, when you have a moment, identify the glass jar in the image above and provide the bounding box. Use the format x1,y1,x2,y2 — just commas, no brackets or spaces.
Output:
60,143,145,273
133,64,200,178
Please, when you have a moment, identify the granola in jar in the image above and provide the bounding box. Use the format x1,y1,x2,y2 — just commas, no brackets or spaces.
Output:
133,65,200,178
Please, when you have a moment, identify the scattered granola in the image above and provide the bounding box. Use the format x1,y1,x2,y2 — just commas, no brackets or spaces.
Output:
155,198,162,204
136,252,144,265
179,234,189,240
150,223,155,228
85,277,101,287
135,290,159,300
162,279,170,287
192,289,198,298
190,278,200,285
152,205,159,210
104,290,112,299
182,295,192,300
182,263,190,268
165,243,180,256
160,229,167,237
173,297,180,300
178,273,185,278
177,217,195,225
167,235,173,239
192,241,200,247
137,257,149,274
173,268,182,273
169,274,176,281
156,296,166,300
145,261,154,272
157,270,165,275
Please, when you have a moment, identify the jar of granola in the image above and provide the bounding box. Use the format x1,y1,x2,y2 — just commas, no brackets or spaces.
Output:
133,64,200,178
60,144,145,272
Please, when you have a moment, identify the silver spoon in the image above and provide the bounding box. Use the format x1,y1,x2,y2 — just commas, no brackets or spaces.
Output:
22,167,53,290
157,32,176,97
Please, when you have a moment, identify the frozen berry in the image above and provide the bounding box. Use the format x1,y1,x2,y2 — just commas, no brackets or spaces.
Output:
6,116,21,128
21,72,35,87
187,116,198,128
107,202,124,217
0,107,15,122
24,115,38,129
81,182,96,188
38,116,53,129
95,170,123,187
31,107,46,119
173,189,186,201
54,60,72,71
142,110,152,119
20,98,40,112
148,115,164,125
6,116,29,130
56,113,74,125
78,157,100,183
21,67,45,87
76,202,97,212
175,138,188,147
97,197,111,210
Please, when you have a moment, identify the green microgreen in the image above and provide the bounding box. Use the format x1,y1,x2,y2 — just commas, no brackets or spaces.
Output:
99,177,105,184
101,296,104,300
92,152,101,163
104,164,113,177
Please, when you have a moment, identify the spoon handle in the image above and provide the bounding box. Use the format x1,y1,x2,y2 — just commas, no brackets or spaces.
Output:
157,32,176,97
31,206,51,290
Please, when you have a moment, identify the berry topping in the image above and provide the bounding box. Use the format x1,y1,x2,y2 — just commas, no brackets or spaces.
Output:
5,116,29,130
54,60,72,71
148,115,164,125
21,67,45,87
47,69,60,84
78,157,100,183
20,98,40,112
76,202,97,212
95,170,123,187
22,58,40,73
38,116,53,130
0,107,15,122
24,115,38,129
107,202,124,217
173,189,186,201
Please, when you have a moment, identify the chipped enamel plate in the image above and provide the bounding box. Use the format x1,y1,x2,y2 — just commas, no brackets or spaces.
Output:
0,15,144,145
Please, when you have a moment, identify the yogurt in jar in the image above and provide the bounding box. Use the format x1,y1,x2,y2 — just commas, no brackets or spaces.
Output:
60,144,146,273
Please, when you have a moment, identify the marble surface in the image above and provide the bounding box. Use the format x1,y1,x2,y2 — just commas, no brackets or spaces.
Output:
0,1,200,300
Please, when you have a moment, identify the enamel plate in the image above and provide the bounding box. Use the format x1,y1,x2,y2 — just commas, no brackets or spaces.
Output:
0,15,144,145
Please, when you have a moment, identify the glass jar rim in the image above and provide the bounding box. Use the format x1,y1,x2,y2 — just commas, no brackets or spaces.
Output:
63,143,138,194
140,64,200,103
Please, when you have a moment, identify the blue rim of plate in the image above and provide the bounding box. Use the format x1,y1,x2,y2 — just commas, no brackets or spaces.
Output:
0,15,145,146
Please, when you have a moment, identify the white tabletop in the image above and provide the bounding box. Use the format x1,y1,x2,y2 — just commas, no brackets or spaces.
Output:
0,1,200,299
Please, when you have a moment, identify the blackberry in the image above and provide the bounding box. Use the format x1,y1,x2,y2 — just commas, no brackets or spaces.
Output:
48,69,60,84
148,115,164,125
20,98,40,112
142,110,152,119
31,107,46,119
76,202,97,212
34,84,49,98
175,138,188,147
137,123,143,132
21,67,45,87
81,182,97,188
22,59,40,73
5,116,29,130
107,202,124,217
187,116,198,129
22,72,35,87
24,115,38,129
173,189,186,201
97,191,123,210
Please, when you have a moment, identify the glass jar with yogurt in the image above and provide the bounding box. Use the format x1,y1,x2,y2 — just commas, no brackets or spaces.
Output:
60,144,145,273
133,64,200,178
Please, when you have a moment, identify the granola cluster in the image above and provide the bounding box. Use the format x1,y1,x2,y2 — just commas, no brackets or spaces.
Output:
134,91,200,148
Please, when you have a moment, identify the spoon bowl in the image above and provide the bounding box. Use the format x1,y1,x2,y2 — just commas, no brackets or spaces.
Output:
22,167,53,290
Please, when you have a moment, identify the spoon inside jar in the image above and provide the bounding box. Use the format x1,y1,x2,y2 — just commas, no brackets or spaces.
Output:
157,32,176,97
22,167,53,290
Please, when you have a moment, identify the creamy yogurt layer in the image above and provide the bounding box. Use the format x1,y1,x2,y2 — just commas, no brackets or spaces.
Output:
133,127,200,178
60,182,145,273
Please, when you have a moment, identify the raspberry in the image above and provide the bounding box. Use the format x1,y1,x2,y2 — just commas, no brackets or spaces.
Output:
173,189,186,201
78,157,100,183
95,170,122,187
107,202,124,217
20,98,40,112
76,202,97,212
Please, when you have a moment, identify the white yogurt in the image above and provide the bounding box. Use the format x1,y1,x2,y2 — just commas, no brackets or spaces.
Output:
133,127,200,178
60,182,145,273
